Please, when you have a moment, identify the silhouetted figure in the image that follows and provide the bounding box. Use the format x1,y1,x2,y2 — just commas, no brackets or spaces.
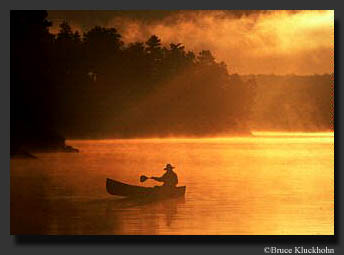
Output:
151,164,178,188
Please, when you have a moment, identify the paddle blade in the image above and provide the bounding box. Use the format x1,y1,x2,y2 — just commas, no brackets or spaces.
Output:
140,175,148,182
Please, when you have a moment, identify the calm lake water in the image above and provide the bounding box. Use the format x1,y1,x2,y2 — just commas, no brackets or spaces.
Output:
11,133,334,235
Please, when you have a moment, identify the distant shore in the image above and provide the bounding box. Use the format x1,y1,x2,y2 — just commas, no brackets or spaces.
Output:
10,131,79,159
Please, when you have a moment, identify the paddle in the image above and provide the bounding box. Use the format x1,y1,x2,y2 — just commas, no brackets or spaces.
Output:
140,175,150,182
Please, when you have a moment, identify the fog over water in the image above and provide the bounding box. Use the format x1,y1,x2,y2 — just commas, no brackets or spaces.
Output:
11,133,334,234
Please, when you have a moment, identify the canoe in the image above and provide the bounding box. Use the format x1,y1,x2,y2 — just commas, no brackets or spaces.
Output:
106,178,186,199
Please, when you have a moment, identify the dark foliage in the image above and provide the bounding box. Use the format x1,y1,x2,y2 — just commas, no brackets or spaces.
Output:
11,11,333,151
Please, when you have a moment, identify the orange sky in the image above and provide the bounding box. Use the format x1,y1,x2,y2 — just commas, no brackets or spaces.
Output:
49,10,334,75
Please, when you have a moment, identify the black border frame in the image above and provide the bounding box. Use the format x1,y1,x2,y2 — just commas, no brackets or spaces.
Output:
2,1,342,254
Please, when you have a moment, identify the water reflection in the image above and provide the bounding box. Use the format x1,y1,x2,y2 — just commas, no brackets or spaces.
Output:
11,135,334,235
105,197,185,231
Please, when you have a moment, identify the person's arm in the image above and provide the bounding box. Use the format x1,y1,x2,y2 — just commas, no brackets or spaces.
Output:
150,176,163,182
151,173,167,182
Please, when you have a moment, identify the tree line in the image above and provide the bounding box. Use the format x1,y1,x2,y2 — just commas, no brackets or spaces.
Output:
11,10,256,144
11,11,333,152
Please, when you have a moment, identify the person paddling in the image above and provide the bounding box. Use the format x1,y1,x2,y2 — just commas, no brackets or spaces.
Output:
141,163,178,188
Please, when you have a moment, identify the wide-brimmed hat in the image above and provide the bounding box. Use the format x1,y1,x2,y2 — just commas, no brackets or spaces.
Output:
164,163,175,170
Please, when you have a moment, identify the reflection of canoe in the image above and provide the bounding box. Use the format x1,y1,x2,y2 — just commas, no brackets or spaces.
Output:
106,178,186,199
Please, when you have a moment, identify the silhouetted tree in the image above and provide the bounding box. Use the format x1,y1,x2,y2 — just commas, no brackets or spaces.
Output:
197,50,216,66
12,11,332,144
57,21,73,40
145,35,162,52
83,26,123,79
11,11,55,153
